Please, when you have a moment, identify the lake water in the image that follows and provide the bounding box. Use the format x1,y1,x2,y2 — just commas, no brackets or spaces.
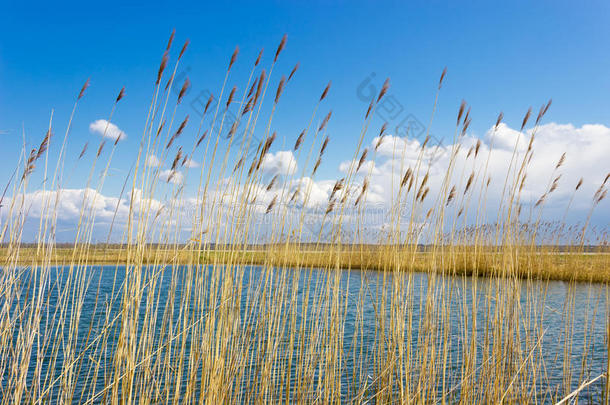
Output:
2,264,608,403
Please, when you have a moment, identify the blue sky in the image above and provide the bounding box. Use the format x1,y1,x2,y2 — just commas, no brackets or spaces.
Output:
1,1,609,241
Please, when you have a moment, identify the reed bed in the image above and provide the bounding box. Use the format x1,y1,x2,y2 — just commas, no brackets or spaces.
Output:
0,32,608,404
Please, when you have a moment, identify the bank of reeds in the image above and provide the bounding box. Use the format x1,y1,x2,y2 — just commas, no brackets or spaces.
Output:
0,32,608,404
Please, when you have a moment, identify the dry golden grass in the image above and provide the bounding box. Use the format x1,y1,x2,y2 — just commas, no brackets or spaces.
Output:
0,31,608,404
4,246,609,282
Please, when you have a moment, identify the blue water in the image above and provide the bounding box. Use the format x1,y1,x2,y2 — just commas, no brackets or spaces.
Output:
1,265,607,403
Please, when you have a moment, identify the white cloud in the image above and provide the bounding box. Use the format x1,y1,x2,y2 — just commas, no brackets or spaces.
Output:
2,188,126,223
260,150,297,175
160,169,183,184
339,159,379,176
89,119,127,141
359,122,610,216
184,158,199,168
2,122,608,243
146,154,161,167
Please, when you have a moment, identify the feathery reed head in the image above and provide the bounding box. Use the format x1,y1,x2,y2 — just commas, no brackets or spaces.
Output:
227,120,239,138
248,77,259,99
36,130,52,160
254,70,266,106
549,175,561,193
274,34,287,62
535,193,546,208
288,62,299,81
377,78,390,102
400,167,412,189
266,195,277,214
320,136,330,156
116,87,126,103
365,99,374,119
233,155,245,173
467,146,474,159
438,67,447,89
156,119,166,138
226,86,237,109
171,148,183,170
178,39,190,60
464,171,475,194
157,52,169,85
312,156,322,174
457,100,467,126
78,142,88,159
78,78,90,100
22,148,37,179
555,152,566,169
266,174,278,191
255,48,264,66
242,97,254,115
204,94,214,115
290,187,300,203
537,98,552,124
96,140,106,157
196,130,208,148
320,81,331,101
379,122,388,137
167,115,189,149
447,186,456,206
275,76,286,104
463,106,471,125
258,132,277,165
166,29,176,51
357,149,368,172
319,111,332,132
495,111,504,129
461,117,471,136
375,135,385,151
228,46,239,71
178,78,191,104
294,130,305,151
164,74,174,92
521,107,532,131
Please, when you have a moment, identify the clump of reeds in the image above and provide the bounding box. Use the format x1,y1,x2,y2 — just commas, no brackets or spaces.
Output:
0,30,607,405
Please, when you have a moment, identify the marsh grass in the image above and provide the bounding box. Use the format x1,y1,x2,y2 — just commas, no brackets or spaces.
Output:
0,32,608,404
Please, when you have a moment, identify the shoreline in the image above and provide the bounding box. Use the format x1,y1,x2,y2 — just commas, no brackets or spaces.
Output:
3,247,609,283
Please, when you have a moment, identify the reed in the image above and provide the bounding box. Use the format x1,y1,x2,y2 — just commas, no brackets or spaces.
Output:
0,31,608,404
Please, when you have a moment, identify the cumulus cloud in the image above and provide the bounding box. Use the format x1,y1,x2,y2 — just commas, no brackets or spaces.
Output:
260,150,297,175
146,154,161,167
89,119,127,141
339,159,379,176
159,169,183,184
2,122,608,243
359,122,610,217
184,158,199,168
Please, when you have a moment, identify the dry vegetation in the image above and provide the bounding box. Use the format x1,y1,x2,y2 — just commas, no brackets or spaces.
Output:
0,31,608,403
3,245,610,283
